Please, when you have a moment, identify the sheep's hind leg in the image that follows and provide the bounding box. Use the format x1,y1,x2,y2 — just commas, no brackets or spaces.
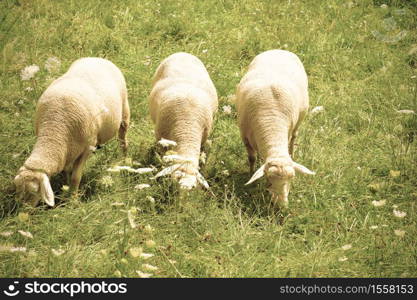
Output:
70,148,92,193
118,102,130,155
118,120,129,156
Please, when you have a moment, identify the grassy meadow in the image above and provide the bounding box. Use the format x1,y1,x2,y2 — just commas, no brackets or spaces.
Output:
0,0,416,277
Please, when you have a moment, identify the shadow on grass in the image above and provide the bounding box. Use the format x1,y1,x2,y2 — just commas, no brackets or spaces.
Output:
206,166,287,222
0,183,20,220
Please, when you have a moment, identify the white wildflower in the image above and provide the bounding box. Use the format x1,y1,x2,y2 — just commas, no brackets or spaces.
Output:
409,45,417,55
371,200,386,207
24,86,34,92
222,169,230,176
1,245,11,252
158,138,177,148
389,170,400,178
206,139,213,148
338,256,348,262
380,4,388,9
0,231,13,237
202,49,208,54
394,229,405,237
145,240,156,248
100,176,114,188
127,208,138,229
20,65,40,80
18,230,33,239
108,166,135,172
222,105,232,114
341,244,352,251
370,225,378,230
18,212,29,222
107,166,122,173
146,196,155,204
393,209,406,218
134,184,150,190
44,56,61,73
396,109,415,115
107,166,154,174
114,270,122,277
134,167,155,174
51,248,65,256
129,247,143,258
140,253,154,260
136,270,152,278
10,247,27,253
132,161,142,167
61,185,69,191
142,263,158,271
144,224,154,233
311,106,324,114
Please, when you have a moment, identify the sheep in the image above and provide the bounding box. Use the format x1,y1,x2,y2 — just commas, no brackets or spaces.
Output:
236,49,315,208
149,52,218,189
14,57,130,207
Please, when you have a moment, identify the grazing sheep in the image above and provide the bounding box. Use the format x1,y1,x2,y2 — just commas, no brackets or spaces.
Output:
14,57,130,207
236,49,315,208
149,52,218,189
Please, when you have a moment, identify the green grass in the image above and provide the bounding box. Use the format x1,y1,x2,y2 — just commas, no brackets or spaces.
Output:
0,0,416,278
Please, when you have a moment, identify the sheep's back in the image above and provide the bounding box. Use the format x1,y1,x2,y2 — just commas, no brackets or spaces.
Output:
151,52,217,103
36,58,126,146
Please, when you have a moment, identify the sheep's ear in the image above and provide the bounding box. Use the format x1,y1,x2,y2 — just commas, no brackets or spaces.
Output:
153,164,181,179
196,171,210,189
245,164,266,185
40,173,55,207
293,162,315,175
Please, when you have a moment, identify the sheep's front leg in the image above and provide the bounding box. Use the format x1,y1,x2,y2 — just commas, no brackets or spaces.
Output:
70,148,92,192
289,130,298,158
244,138,256,174
64,164,73,186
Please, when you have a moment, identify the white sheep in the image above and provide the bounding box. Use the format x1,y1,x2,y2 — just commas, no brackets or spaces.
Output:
14,57,130,207
236,49,315,207
149,52,218,189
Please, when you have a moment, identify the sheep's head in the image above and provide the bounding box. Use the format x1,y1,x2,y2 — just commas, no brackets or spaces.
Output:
14,167,54,207
153,155,209,190
246,157,315,208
